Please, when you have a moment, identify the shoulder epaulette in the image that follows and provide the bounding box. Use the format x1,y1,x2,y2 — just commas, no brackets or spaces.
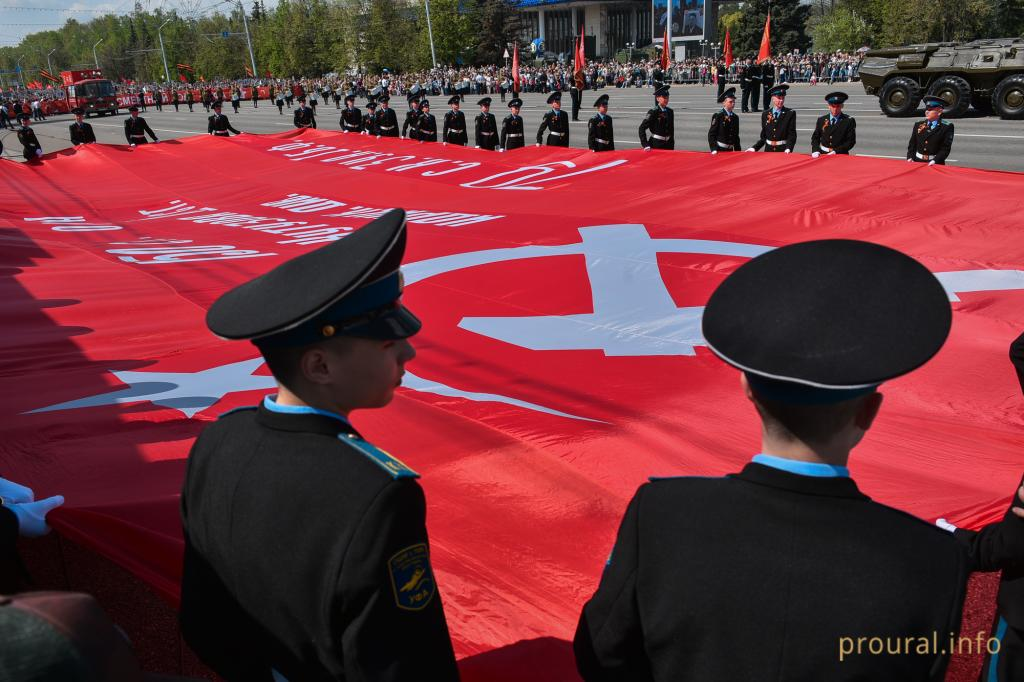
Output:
339,433,419,479
942,119,952,125
218,405,257,419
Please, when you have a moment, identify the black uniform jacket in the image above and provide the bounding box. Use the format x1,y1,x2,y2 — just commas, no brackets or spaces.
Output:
402,109,420,139
418,112,437,142
638,107,673,150
375,108,400,137
208,113,241,136
443,110,468,145
811,113,856,154
124,116,158,144
574,462,968,682
293,105,316,129
753,107,797,152
70,121,96,145
500,114,525,150
340,107,363,133
587,113,614,152
536,109,570,146
707,110,740,151
475,112,498,149
180,403,459,682
362,113,376,136
907,119,954,164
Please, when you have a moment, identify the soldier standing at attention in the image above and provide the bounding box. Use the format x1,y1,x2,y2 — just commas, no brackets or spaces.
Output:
499,98,525,151
208,102,242,137
69,108,96,146
180,210,460,682
362,100,378,135
575,239,982,681
374,94,399,138
747,84,796,153
172,90,180,112
16,114,42,161
811,91,857,157
340,94,362,134
401,94,421,141
536,91,569,147
748,58,762,112
739,60,753,113
186,89,195,112
475,97,498,150
417,100,437,142
907,96,954,165
708,87,740,153
760,59,775,112
570,72,583,121
587,94,614,152
639,86,674,151
293,96,316,129
124,105,159,146
443,96,468,146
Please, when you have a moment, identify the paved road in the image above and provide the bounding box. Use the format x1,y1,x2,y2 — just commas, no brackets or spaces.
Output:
2,83,1023,171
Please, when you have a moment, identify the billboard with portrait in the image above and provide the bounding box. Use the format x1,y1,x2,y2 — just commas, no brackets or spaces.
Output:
653,0,704,40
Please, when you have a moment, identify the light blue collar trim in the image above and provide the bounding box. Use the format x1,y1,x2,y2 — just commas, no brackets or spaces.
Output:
263,395,351,426
752,453,849,478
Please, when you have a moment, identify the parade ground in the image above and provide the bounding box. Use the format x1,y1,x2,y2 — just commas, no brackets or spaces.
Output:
4,83,1024,172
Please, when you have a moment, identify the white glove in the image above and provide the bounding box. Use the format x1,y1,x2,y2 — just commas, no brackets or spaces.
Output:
475,145,480,149
498,148,504,153
935,518,957,533
745,147,755,152
643,146,651,152
0,477,33,504
6,495,64,538
784,149,791,153
928,160,936,166
443,141,448,146
535,143,541,147
376,135,381,139
35,148,43,157
129,143,136,147
906,158,914,163
342,129,348,134
811,151,820,159
711,150,718,155
828,151,836,155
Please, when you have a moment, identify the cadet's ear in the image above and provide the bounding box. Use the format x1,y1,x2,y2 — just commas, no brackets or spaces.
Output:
298,345,332,385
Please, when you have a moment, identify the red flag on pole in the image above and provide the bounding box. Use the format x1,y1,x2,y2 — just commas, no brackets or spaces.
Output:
245,65,254,77
512,43,521,94
661,25,670,71
757,13,771,63
724,27,734,68
574,25,585,81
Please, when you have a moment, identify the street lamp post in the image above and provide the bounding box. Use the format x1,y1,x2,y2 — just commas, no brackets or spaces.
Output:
237,0,258,79
424,0,438,69
16,54,25,87
46,49,56,75
93,38,103,70
157,19,172,83
626,42,635,62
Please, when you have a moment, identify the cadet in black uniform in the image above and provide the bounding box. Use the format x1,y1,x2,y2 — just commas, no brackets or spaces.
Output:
362,100,377,135
208,102,242,137
417,100,437,142
811,91,857,157
639,86,674,150
499,98,525,151
374,94,399,138
760,59,775,111
536,91,569,147
575,239,976,681
587,94,614,152
69,107,96,146
172,90,180,112
186,90,194,112
739,61,754,113
708,87,740,153
749,58,762,112
747,84,796,153
293,96,316,129
340,94,362,133
570,73,583,121
16,114,42,161
907,96,954,165
443,96,468,146
180,210,459,682
474,97,498,150
401,94,421,140
123,106,159,146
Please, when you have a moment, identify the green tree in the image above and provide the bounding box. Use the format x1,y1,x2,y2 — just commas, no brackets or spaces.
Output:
809,6,873,51
470,0,523,65
732,0,810,56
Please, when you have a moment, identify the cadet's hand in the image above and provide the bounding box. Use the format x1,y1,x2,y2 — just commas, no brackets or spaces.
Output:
35,148,42,157
342,129,348,134
811,151,820,159
443,141,447,146
535,143,541,147
129,143,136,147
828,151,837,155
475,145,480,148
928,160,936,166
784,149,791,153
498,148,504,152
7,495,64,538
906,158,913,162
376,135,381,139
711,150,718,155
0,477,33,504
643,146,651,152
935,518,957,533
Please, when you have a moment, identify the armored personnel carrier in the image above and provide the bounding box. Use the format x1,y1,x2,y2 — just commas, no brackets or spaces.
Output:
859,38,1024,118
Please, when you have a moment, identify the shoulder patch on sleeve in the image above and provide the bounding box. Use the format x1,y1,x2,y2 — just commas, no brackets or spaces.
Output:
388,543,436,610
339,434,420,479
217,405,257,419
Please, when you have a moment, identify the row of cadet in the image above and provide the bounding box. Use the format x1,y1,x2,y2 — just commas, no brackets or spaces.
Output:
287,84,956,164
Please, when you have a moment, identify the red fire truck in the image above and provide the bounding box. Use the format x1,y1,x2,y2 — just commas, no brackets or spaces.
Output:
62,70,118,117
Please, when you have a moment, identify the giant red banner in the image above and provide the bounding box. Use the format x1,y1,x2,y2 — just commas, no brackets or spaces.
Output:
1,132,1023,677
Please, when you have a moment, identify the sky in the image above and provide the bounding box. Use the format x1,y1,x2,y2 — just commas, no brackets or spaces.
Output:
0,0,278,50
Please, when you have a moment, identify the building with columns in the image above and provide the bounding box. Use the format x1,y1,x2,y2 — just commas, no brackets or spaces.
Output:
514,0,653,60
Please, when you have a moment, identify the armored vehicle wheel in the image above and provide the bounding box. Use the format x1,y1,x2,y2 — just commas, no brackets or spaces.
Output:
927,76,971,118
879,77,921,117
992,74,1024,119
